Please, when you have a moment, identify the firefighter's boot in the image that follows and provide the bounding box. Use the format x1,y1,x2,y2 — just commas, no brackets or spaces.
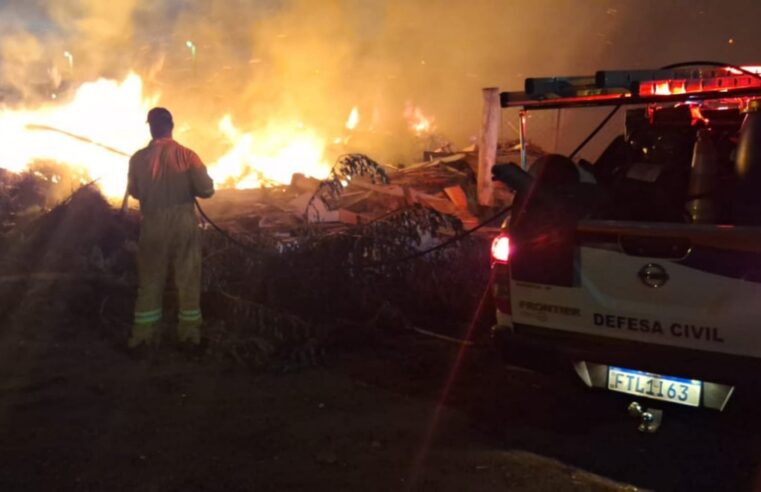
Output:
128,321,161,349
177,318,202,345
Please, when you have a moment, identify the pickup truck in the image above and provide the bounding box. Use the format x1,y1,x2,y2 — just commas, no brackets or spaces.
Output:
490,64,761,415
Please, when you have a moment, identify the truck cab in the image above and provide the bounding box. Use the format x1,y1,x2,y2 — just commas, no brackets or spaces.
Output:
490,65,761,412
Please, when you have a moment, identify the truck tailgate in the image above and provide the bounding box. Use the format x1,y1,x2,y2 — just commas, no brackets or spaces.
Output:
509,221,761,359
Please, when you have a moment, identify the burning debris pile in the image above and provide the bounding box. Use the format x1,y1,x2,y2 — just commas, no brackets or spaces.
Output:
201,152,484,232
0,179,139,348
187,150,502,368
0,149,503,369
0,165,78,233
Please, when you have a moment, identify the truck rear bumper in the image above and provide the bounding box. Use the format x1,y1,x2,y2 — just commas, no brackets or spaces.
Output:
492,323,759,410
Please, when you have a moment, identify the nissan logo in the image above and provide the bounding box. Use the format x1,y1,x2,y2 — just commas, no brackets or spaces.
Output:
639,263,669,288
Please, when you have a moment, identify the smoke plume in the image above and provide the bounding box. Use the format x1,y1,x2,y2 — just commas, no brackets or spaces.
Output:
1,0,760,164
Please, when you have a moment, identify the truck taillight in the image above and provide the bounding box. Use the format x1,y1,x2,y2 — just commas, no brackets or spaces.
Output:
491,234,511,264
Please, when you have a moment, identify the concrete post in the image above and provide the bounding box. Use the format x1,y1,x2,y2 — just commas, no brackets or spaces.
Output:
478,87,500,206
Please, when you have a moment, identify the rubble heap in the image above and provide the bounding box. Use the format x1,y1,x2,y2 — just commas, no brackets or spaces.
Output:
0,151,512,368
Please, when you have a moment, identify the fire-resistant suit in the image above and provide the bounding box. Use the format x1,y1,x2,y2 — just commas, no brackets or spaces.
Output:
127,137,214,347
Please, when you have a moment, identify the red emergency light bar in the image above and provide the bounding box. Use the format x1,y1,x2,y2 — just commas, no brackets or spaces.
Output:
502,65,761,110
638,67,761,97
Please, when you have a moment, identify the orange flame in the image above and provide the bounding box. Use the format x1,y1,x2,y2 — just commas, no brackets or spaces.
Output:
404,104,435,136
210,114,331,188
0,73,334,199
0,73,157,199
345,106,360,130
1,73,442,200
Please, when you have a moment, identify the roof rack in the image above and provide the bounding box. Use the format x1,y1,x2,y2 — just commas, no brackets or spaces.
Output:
501,66,761,110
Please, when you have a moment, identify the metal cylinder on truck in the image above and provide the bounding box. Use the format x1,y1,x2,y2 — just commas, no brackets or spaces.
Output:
734,99,761,225
687,128,719,224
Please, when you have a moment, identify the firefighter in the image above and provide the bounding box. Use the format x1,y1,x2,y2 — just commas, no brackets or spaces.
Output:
127,107,215,348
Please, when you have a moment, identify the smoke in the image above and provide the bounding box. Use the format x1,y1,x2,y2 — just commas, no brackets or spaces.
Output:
2,0,761,164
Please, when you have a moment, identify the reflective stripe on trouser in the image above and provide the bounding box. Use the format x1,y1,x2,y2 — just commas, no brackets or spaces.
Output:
132,203,202,331
134,308,162,324
178,309,202,322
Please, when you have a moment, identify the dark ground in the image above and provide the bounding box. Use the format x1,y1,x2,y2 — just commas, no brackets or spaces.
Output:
1,282,760,492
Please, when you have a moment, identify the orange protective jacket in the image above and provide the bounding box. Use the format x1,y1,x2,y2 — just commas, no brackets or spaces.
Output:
127,137,214,213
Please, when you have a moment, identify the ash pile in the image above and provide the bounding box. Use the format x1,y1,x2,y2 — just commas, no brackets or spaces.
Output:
0,149,522,369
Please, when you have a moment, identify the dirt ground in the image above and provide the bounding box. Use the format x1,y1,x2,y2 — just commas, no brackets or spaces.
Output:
0,280,759,491
0,280,635,492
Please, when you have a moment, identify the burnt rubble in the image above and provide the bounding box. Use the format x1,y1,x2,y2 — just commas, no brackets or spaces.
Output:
0,151,513,369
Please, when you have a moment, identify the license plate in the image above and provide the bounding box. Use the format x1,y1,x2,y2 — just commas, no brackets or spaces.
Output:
607,366,702,407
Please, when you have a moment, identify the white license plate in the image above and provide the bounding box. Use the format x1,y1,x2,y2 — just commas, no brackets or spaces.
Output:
608,366,702,407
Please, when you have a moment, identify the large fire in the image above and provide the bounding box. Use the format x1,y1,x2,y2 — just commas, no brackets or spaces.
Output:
0,72,336,200
0,72,440,202
0,73,156,199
